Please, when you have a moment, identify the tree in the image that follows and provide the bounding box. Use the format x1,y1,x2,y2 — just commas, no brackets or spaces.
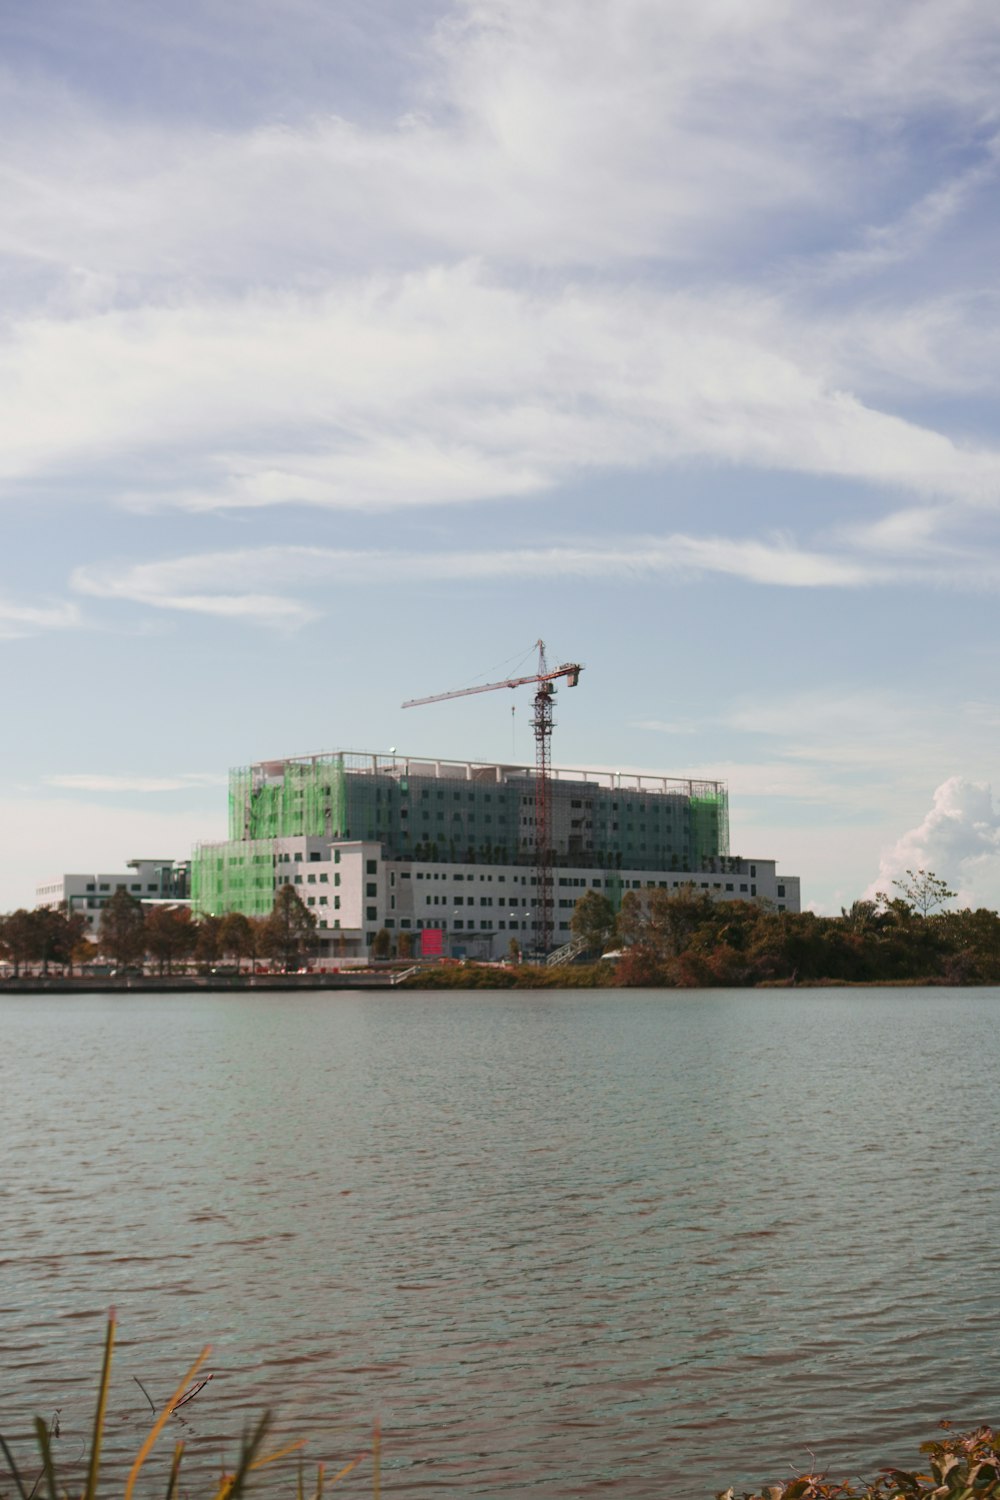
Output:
31,905,86,975
218,911,254,971
1,910,38,976
261,886,317,972
194,914,223,970
893,868,956,916
370,928,392,960
570,890,616,954
99,888,146,968
144,906,196,974
615,890,647,948
396,931,413,959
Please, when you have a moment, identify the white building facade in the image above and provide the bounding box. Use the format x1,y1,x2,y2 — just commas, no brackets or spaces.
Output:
35,859,190,934
192,751,801,960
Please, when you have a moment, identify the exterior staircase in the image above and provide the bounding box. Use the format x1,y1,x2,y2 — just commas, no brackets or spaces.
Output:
545,935,589,967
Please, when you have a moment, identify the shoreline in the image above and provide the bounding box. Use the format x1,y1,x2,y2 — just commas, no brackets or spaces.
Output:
0,970,988,994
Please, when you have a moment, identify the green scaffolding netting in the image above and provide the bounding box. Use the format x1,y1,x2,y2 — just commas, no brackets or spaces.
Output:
228,758,348,842
191,839,275,916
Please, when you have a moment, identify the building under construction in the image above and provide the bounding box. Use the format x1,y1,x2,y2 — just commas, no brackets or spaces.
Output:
191,750,800,959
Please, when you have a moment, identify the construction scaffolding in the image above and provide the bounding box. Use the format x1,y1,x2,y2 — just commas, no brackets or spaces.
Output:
190,838,276,916
192,749,733,917
229,756,349,842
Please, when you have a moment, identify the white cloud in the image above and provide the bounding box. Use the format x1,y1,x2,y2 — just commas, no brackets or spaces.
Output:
867,776,1000,908
0,595,81,640
4,0,999,287
71,531,898,623
5,272,1000,524
44,773,227,793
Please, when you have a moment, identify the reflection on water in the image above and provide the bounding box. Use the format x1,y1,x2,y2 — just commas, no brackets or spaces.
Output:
3,988,1000,1496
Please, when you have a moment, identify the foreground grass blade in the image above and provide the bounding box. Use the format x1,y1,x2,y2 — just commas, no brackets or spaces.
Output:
164,1439,184,1500
247,1438,307,1472
32,1418,57,1500
124,1346,211,1500
0,1433,29,1500
84,1308,116,1500
212,1412,272,1500
325,1453,364,1488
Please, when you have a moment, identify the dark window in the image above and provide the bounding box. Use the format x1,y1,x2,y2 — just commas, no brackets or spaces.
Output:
366,859,377,875
366,907,377,921
777,884,786,898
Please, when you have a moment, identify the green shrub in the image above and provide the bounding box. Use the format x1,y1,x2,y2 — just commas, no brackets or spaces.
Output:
720,1425,1000,1499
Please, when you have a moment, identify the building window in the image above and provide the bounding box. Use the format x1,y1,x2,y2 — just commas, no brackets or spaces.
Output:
320,873,328,883
366,859,377,875
777,884,786,898
366,883,377,897
366,907,377,921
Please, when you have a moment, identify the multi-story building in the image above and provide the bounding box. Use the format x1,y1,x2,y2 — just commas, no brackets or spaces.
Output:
35,859,190,935
191,751,800,959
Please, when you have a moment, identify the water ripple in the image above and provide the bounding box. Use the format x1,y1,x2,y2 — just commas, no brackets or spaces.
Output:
3,988,1000,1495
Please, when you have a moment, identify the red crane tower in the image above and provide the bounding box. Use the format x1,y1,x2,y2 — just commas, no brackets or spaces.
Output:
402,640,583,954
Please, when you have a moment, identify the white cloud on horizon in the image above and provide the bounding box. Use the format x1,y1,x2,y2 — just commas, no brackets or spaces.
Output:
44,772,227,793
867,777,1000,909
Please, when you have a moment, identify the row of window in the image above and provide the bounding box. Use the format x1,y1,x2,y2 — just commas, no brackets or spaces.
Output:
83,881,160,893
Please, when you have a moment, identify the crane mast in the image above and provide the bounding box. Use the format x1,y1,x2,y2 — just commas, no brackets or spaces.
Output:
402,641,583,955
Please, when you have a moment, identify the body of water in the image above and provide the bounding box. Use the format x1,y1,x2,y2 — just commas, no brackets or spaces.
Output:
3,987,999,1496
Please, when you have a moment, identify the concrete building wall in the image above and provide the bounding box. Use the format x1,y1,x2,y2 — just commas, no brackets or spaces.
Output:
35,860,189,934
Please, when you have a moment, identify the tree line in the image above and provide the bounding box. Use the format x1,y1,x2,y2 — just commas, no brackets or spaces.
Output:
0,886,320,976
570,868,1000,986
8,867,1000,986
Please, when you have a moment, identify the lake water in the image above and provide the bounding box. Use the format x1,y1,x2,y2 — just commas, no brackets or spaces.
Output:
3,987,1000,1497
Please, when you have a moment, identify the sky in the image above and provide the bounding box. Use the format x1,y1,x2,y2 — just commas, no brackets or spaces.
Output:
4,0,1000,915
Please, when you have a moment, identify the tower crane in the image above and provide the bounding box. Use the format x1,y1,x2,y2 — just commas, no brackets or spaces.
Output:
402,641,583,955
